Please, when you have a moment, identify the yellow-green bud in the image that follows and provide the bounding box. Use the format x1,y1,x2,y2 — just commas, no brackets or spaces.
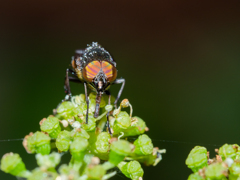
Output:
40,117,61,138
186,146,208,173
56,130,71,152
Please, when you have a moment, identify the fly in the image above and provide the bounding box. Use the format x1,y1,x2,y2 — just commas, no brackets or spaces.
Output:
64,42,125,134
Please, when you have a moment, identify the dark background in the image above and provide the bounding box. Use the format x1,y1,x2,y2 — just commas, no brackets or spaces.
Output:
1,1,240,179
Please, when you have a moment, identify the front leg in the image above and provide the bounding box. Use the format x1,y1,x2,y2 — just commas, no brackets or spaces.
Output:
113,78,125,108
84,82,89,124
64,68,80,101
54,69,80,115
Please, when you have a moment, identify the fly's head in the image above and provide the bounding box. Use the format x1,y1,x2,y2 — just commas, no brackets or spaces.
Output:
81,42,117,93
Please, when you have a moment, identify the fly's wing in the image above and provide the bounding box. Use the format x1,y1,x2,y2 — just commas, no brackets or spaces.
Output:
75,49,85,56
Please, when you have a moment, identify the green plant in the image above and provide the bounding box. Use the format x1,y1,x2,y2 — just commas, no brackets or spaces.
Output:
186,144,240,180
1,93,165,180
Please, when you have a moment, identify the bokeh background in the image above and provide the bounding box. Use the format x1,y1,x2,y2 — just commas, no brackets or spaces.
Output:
1,1,240,179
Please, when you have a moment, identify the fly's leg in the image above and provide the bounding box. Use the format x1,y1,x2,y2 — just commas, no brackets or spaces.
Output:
53,69,81,115
64,69,80,101
113,78,125,108
64,48,85,100
84,82,89,124
105,90,112,135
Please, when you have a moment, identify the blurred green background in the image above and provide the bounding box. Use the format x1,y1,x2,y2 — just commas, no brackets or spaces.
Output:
1,0,240,179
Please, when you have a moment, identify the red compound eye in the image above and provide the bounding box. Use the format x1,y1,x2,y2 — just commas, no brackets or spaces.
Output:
83,60,117,82
83,61,101,82
101,61,117,82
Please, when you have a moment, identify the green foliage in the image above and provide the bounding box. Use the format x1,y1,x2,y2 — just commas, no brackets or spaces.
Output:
25,131,51,155
218,144,239,161
112,111,131,134
118,161,144,180
123,116,147,137
0,153,30,177
186,144,240,180
109,140,132,165
0,93,165,179
205,162,228,180
133,134,153,156
40,116,61,138
185,146,208,173
56,130,71,152
36,152,61,168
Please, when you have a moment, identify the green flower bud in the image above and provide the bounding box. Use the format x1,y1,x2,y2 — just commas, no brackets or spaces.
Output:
56,130,71,152
1,153,28,177
83,154,95,166
56,101,76,119
72,94,85,106
58,164,71,174
103,94,115,105
113,111,131,134
123,116,147,137
186,146,208,173
88,92,97,112
105,105,113,112
71,128,90,139
28,168,58,180
229,162,240,177
86,165,106,180
109,140,132,165
94,132,111,160
58,164,79,179
205,163,228,179
40,117,61,138
36,152,61,168
70,137,89,162
89,100,97,113
27,131,51,155
95,132,111,154
89,92,97,100
235,152,240,160
187,173,204,180
118,161,144,180
81,115,96,131
219,144,239,161
97,94,115,108
74,104,85,117
133,134,153,156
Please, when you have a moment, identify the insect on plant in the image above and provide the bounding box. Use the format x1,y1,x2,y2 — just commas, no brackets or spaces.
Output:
64,42,125,134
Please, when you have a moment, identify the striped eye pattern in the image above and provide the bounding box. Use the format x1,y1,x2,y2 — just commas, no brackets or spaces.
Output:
83,60,117,82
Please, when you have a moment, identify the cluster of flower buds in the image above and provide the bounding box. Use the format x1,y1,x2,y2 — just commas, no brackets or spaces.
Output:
1,92,165,180
186,144,240,180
